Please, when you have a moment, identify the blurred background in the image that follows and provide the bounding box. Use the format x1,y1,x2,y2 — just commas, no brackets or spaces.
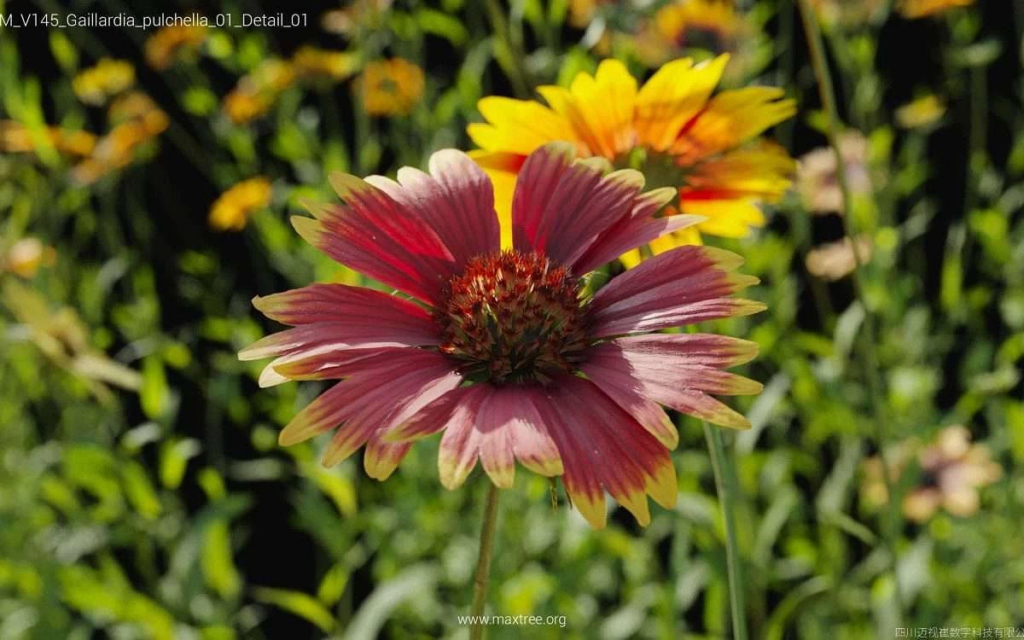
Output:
1,0,1023,638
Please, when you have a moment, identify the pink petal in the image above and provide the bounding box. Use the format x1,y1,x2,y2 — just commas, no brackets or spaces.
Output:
293,172,458,304
589,245,765,337
583,336,762,429
364,149,500,269
511,143,647,268
540,376,678,528
252,283,434,327
363,433,412,481
572,186,703,274
577,357,679,449
392,383,564,488
511,142,576,254
275,350,460,462
436,385,492,489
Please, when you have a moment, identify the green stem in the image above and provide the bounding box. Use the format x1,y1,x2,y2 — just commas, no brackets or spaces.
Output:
703,424,748,640
469,482,501,640
484,0,532,98
796,0,905,623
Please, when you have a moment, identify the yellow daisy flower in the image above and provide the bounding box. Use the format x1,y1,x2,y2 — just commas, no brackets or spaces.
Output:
291,46,360,83
898,0,973,18
468,55,795,261
209,177,273,231
356,58,425,117
144,25,208,70
72,58,136,105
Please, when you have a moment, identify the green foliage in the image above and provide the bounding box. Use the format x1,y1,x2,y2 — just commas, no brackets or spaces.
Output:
1,0,1021,638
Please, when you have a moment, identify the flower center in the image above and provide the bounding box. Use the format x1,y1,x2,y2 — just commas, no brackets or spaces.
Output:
436,251,589,384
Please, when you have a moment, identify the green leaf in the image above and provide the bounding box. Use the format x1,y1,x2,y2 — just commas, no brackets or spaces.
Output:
202,519,241,598
252,587,337,633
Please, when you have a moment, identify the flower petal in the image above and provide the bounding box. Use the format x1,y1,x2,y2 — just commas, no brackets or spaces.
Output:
572,187,704,274
537,59,637,159
634,55,729,152
670,86,797,164
582,335,761,430
589,245,765,337
293,171,458,304
364,149,500,268
468,96,576,155
405,384,564,489
251,283,436,327
274,350,459,460
541,377,678,528
511,143,645,266
510,142,576,254
363,434,411,481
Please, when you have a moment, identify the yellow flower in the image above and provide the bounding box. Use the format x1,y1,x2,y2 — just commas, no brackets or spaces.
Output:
209,178,273,231
898,0,973,18
291,46,360,82
223,59,296,124
862,426,1002,522
0,120,97,157
356,58,425,117
73,58,136,105
895,95,946,129
805,235,872,281
1,238,56,278
468,55,795,259
145,25,208,70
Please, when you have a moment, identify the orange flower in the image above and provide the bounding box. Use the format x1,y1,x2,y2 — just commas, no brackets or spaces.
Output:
223,60,296,124
356,58,425,116
208,178,273,231
144,25,208,69
71,93,168,185
0,121,96,157
469,56,795,259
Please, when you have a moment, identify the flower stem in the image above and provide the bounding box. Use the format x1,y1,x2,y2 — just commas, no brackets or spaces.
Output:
796,0,905,622
703,424,748,640
469,482,501,640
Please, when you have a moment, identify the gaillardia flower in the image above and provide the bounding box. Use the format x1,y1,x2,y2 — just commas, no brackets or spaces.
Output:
240,143,765,528
469,56,795,263
356,58,425,117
